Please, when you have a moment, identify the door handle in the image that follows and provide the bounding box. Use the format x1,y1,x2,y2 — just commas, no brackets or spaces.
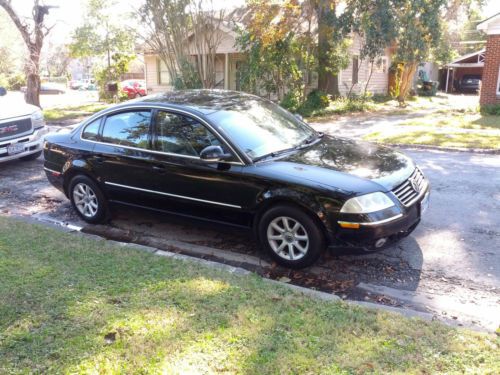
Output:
95,155,104,163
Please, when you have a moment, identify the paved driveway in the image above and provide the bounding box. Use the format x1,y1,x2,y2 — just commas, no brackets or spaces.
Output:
1,146,499,330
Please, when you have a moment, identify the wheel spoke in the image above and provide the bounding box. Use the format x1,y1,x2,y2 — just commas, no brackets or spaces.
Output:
288,243,295,260
268,234,283,240
283,217,293,231
295,234,308,241
271,222,285,233
294,242,307,254
276,241,287,254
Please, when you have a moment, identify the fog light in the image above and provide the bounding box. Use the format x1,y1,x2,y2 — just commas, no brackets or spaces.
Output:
375,238,387,248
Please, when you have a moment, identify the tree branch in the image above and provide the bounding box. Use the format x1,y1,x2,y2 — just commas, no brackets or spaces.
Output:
0,0,33,47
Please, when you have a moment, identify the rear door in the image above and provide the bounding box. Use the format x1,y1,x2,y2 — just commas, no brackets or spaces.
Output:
91,109,156,205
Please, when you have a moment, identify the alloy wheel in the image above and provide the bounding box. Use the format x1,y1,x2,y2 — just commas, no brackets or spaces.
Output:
266,216,309,261
73,183,99,218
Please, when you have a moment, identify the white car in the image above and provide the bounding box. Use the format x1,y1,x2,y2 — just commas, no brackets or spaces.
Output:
0,87,48,162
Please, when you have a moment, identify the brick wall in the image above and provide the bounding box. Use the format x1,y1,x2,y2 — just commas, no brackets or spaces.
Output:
480,34,500,106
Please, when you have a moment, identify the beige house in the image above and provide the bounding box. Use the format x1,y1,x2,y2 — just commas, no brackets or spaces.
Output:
144,21,391,97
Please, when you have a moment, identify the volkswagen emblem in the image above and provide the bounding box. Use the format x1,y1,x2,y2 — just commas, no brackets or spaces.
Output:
410,176,420,193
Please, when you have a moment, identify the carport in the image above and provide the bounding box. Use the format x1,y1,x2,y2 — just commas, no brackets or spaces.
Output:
441,49,484,92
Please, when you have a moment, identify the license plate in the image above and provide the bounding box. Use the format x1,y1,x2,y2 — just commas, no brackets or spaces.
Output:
420,192,430,215
7,143,24,155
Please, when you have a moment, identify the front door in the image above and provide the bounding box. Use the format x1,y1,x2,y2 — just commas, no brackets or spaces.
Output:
145,110,251,225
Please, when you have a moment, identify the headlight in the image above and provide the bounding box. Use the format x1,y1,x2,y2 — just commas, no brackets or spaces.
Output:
31,110,45,129
340,192,395,214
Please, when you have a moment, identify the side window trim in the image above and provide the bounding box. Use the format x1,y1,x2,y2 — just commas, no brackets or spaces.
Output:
81,116,103,141
152,109,231,159
99,109,153,150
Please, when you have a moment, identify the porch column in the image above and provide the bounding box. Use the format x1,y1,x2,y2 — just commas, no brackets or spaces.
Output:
224,53,229,90
445,68,450,93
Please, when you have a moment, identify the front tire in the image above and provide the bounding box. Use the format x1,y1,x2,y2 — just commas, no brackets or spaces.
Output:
258,204,325,269
69,175,108,223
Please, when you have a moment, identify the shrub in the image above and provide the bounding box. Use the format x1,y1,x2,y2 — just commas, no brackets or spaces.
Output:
7,73,26,90
280,90,301,112
297,90,330,116
480,104,500,116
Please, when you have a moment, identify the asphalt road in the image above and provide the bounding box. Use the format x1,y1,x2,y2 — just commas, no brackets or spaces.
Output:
0,148,499,330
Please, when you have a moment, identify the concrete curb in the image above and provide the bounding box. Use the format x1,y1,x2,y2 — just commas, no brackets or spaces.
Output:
5,214,455,325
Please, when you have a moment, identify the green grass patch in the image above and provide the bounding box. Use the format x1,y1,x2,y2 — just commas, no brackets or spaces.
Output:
401,114,500,130
0,217,498,374
364,130,500,149
365,112,500,149
43,103,110,122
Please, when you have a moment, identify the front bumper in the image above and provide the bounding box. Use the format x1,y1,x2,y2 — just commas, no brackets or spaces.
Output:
0,127,48,162
332,187,430,249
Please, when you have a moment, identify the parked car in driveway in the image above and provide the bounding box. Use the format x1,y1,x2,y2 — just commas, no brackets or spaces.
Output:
21,82,66,95
0,87,48,162
43,90,430,268
120,79,147,99
457,74,482,93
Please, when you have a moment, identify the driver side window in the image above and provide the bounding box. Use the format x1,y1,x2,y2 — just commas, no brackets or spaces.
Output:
154,111,225,157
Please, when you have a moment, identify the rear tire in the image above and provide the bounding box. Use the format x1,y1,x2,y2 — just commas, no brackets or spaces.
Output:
20,151,42,161
69,175,108,223
258,204,325,269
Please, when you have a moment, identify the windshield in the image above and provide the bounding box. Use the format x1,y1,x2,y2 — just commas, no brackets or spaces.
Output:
207,98,316,160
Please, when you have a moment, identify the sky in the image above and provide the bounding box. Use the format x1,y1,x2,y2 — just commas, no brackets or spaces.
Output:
5,0,500,45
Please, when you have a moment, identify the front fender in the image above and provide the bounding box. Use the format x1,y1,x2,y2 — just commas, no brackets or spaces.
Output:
252,186,342,241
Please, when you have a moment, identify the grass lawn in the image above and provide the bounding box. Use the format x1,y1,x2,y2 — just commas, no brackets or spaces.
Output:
0,217,498,374
364,113,500,149
43,103,110,122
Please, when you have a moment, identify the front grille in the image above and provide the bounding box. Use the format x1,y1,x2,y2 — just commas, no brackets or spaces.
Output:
392,168,426,206
0,117,32,140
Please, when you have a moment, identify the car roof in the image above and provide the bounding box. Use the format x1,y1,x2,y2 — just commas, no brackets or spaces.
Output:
135,89,263,115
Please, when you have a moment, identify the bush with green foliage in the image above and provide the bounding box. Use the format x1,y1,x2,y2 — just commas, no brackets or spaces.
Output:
295,90,330,116
280,90,302,112
480,104,500,116
94,53,135,102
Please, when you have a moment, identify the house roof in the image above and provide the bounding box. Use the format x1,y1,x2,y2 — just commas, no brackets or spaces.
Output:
477,12,500,30
445,49,485,68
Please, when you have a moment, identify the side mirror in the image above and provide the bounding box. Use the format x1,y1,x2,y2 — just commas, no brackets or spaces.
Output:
200,145,232,162
0,87,6,96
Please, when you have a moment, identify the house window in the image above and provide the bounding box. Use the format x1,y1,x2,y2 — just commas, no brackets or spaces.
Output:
375,57,388,73
497,66,500,96
352,56,359,84
157,58,169,85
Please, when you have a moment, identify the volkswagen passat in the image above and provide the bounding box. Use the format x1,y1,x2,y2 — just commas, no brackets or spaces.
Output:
43,90,430,268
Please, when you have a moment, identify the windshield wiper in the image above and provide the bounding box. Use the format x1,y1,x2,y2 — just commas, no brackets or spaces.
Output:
296,132,324,149
252,147,296,163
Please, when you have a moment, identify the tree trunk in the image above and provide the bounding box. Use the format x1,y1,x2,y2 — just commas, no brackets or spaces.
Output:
317,0,340,96
25,70,41,107
397,62,417,105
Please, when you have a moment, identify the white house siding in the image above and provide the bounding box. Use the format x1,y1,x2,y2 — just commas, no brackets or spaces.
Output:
339,34,390,96
144,54,173,94
143,31,390,96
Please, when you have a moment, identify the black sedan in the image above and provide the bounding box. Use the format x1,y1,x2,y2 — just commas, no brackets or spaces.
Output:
43,90,430,268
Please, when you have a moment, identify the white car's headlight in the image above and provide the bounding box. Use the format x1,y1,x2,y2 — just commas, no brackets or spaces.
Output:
31,110,45,129
340,192,395,214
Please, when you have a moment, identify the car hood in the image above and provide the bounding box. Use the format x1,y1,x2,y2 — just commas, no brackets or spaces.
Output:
0,97,39,120
255,136,414,193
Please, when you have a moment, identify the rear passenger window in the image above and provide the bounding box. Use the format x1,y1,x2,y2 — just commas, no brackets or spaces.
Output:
82,119,100,141
101,111,151,149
